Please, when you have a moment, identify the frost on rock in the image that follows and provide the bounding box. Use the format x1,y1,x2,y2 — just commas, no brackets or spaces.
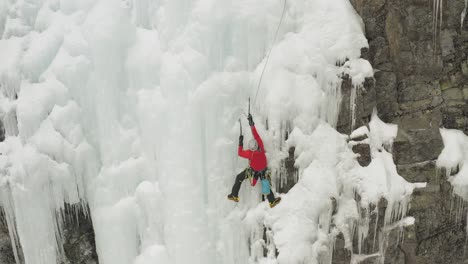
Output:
461,0,468,29
436,129,468,223
432,0,444,56
0,0,420,264
350,126,369,140
342,58,373,131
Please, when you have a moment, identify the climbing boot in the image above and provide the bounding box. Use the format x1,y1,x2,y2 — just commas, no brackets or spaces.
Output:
269,197,281,208
227,194,240,202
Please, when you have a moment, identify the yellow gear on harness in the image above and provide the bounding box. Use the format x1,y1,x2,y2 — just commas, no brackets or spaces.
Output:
245,168,271,185
246,168,254,185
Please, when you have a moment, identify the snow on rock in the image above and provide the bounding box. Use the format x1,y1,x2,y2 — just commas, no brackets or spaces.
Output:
0,0,422,264
264,114,424,264
368,110,398,151
437,128,468,200
343,59,373,130
437,129,468,175
350,126,370,140
343,58,374,87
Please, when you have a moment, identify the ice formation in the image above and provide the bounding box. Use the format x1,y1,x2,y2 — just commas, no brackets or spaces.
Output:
262,112,425,264
342,58,373,131
0,0,422,264
437,129,468,214
432,0,443,57
436,129,468,237
461,0,468,29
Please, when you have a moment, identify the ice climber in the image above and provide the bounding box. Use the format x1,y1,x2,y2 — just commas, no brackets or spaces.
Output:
227,114,282,208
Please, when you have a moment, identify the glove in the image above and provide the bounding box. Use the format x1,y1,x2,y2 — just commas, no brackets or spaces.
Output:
239,135,244,146
247,114,254,126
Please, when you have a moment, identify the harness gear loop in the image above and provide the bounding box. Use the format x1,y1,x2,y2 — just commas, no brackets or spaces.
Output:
246,168,254,185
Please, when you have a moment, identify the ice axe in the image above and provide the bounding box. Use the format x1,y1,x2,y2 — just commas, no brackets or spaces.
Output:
238,118,242,136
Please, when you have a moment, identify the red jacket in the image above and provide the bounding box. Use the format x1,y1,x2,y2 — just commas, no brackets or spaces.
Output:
238,126,267,171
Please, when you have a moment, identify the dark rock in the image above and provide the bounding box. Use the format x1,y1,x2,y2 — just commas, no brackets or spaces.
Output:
337,77,376,134
0,211,16,264
374,71,398,119
338,0,468,263
277,147,298,194
62,205,98,264
393,127,443,165
0,205,98,264
440,30,456,57
397,161,439,189
0,120,4,142
352,143,371,167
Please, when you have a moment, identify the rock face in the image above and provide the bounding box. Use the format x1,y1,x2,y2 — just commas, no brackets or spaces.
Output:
0,212,16,264
61,206,98,264
336,0,468,263
0,123,16,264
0,206,98,264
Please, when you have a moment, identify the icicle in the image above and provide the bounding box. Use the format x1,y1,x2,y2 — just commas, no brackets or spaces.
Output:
466,210,468,238
440,0,443,30
432,0,443,57
318,227,339,264
265,229,276,259
371,206,379,253
350,85,358,131
3,110,18,137
461,0,468,29
0,187,21,264
357,206,370,254
350,253,380,264
320,81,343,128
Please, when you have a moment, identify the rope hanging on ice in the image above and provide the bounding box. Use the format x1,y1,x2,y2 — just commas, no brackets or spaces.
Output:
252,0,287,108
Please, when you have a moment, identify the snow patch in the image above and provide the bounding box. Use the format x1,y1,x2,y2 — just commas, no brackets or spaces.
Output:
437,128,468,200
350,126,369,140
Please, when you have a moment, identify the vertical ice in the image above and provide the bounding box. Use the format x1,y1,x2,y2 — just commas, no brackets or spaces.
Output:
461,0,468,29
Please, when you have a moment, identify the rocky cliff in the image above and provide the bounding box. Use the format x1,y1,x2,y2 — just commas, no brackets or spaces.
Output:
336,0,468,263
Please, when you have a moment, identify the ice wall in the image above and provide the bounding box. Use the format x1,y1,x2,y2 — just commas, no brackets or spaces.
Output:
0,0,418,264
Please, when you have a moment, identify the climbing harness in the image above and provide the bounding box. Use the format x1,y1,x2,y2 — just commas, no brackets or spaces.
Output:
245,168,272,195
253,0,288,107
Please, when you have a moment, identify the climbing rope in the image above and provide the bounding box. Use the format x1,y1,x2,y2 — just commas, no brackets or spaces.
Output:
253,0,288,107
